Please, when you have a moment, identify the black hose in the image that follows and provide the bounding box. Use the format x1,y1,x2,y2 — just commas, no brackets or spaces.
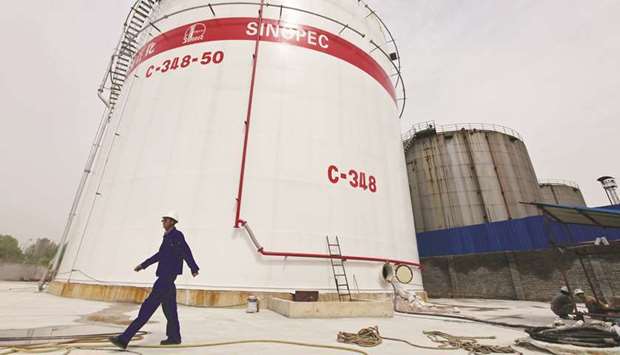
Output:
525,326,620,348
395,310,537,329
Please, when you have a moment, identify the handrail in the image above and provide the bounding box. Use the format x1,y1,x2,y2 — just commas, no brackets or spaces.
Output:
360,1,405,117
402,120,524,142
240,221,422,268
539,179,581,190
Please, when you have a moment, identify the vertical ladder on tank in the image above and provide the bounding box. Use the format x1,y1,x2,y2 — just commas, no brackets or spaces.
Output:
326,236,352,302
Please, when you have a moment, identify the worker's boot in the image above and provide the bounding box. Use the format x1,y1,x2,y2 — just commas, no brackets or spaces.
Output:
108,336,128,349
160,338,182,345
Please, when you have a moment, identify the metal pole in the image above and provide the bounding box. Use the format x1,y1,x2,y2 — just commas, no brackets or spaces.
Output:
543,215,572,293
39,107,112,290
560,222,601,303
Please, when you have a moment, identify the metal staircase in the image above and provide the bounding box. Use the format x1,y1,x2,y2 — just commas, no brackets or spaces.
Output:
326,236,352,301
98,0,160,114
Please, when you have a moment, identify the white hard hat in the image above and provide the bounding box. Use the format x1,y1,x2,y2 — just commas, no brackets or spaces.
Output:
574,288,585,295
162,211,179,223
560,286,569,294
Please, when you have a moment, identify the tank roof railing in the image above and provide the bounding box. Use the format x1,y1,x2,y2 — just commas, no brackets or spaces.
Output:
539,179,581,190
358,0,405,113
402,121,524,142
130,1,407,118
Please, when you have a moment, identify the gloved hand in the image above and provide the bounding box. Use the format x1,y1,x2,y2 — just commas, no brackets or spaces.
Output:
134,264,143,272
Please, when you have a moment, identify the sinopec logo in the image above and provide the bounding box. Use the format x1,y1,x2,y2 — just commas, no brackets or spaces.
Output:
146,42,156,55
183,23,206,44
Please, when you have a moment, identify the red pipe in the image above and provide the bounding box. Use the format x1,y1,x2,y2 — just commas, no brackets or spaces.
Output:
259,249,422,268
234,0,265,228
239,220,422,269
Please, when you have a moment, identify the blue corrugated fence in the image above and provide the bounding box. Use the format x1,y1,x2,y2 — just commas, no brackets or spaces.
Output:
417,215,620,257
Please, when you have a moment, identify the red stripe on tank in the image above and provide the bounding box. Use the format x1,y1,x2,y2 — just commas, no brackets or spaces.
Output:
129,17,396,101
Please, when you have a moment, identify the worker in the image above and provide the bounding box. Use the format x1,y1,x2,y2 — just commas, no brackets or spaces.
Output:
550,286,575,319
574,289,610,314
109,211,200,349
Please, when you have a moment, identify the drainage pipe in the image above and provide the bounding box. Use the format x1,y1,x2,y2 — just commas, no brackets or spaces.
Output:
239,220,422,268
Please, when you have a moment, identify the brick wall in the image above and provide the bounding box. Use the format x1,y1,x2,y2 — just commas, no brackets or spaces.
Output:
452,253,516,299
419,257,453,297
421,242,620,302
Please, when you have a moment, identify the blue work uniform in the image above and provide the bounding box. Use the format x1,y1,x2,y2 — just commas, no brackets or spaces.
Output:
119,227,199,344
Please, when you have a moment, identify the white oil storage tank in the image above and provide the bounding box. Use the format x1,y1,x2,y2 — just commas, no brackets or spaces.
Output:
48,0,421,304
403,121,542,233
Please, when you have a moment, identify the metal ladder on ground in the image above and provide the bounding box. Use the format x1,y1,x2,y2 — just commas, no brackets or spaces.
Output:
326,236,352,301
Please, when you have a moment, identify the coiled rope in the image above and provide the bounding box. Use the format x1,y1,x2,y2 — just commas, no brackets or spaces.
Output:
423,330,519,354
337,326,520,355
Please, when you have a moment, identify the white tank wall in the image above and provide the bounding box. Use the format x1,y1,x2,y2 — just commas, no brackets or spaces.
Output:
57,0,421,292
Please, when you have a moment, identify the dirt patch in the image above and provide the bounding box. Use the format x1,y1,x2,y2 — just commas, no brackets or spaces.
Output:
79,303,154,326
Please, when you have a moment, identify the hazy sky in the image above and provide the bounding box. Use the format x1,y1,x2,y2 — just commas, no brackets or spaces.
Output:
1,1,618,245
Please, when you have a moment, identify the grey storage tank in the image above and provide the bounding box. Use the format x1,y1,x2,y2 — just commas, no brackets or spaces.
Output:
538,179,586,207
403,121,542,233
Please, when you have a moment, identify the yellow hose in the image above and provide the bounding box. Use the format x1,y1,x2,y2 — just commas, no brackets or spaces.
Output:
137,339,369,353
1,338,369,355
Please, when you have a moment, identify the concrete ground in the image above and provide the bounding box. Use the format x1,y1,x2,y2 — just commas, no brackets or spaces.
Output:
429,298,554,327
0,281,556,354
